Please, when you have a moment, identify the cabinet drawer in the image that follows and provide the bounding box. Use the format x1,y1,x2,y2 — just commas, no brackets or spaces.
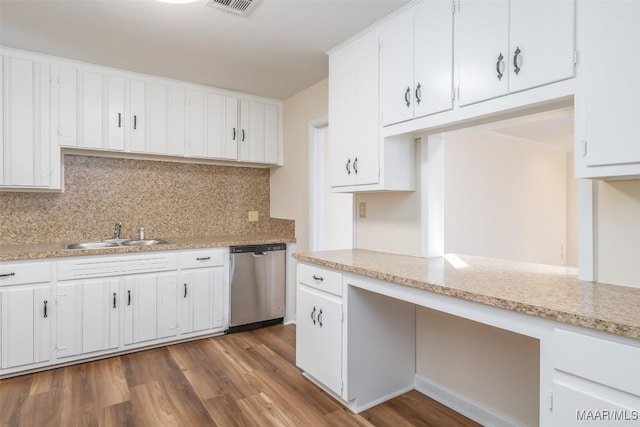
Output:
297,263,342,297
0,261,52,286
554,328,640,396
179,249,225,269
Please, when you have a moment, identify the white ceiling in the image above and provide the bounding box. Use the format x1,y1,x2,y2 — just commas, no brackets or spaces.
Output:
0,0,410,100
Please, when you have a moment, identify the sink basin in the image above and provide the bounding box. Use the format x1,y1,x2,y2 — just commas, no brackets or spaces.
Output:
120,239,172,247
65,241,120,250
65,238,172,250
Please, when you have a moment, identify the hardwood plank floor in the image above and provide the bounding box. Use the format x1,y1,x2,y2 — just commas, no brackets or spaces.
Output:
0,325,481,426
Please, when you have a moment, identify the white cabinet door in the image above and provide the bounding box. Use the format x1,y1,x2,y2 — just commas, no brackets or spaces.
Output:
329,45,355,188
168,87,186,156
206,92,226,159
57,66,78,147
458,0,510,106
264,104,279,164
579,0,640,172
249,101,265,163
56,280,119,358
124,274,159,345
0,285,51,369
552,381,639,426
178,267,225,334
352,32,380,186
1,56,58,189
78,71,125,151
380,11,414,126
509,0,574,93
296,286,343,397
413,0,454,118
238,99,251,162
225,96,239,160
187,89,206,157
129,79,147,153
157,274,179,339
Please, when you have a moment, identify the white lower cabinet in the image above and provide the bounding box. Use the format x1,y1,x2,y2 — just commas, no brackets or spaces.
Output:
296,264,344,397
0,284,51,369
0,248,230,377
124,272,178,345
297,286,343,397
552,328,640,425
55,279,119,358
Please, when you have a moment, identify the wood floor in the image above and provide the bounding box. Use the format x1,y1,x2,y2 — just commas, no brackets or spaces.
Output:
0,324,480,427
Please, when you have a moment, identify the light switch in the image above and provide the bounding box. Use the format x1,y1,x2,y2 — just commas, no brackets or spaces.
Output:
248,211,259,222
359,202,367,219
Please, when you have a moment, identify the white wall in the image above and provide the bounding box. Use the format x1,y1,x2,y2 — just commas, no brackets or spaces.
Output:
270,79,328,253
443,131,571,266
355,143,422,256
596,180,640,288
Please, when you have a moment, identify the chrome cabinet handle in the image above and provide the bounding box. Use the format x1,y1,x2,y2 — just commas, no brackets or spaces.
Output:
0,272,15,279
184,283,187,298
415,83,421,104
404,86,411,107
318,309,323,327
127,290,131,306
43,300,48,318
353,157,358,175
346,158,351,175
312,275,324,282
496,53,505,80
513,47,522,75
311,306,316,325
113,292,117,309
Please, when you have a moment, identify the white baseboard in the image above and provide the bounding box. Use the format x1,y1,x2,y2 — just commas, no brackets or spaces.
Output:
414,374,523,427
350,384,415,414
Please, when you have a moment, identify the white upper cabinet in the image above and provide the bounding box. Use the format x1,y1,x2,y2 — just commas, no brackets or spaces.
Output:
381,0,454,126
237,99,279,164
575,0,640,178
458,0,575,106
206,93,237,160
0,55,61,190
329,28,415,192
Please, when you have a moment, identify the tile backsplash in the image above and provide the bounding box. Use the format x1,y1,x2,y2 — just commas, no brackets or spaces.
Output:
0,155,293,245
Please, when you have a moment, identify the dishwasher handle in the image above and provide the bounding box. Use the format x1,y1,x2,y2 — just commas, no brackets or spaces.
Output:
252,251,267,256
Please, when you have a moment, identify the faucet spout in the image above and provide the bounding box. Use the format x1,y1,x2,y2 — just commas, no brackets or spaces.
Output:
113,222,122,239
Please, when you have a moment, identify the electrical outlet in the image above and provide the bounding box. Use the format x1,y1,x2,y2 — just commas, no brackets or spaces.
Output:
359,202,367,219
248,211,259,222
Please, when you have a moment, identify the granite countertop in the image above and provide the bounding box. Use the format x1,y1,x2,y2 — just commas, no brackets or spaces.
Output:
0,234,296,262
293,249,640,340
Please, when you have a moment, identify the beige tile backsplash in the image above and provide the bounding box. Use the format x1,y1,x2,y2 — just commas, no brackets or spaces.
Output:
0,155,293,245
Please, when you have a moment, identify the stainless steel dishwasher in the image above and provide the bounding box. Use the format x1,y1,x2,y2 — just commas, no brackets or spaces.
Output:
228,243,286,333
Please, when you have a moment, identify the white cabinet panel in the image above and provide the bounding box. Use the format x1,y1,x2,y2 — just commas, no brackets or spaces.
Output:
57,66,77,147
157,274,178,339
458,0,510,106
79,70,103,150
264,104,279,164
129,79,146,152
55,282,82,358
178,267,225,334
238,99,251,162
146,83,169,155
168,87,186,156
106,75,125,151
329,45,355,188
509,0,575,93
249,101,265,163
1,56,58,189
187,90,206,157
576,0,640,176
206,93,226,159
1,285,51,369
225,96,239,160
125,274,158,345
296,285,343,397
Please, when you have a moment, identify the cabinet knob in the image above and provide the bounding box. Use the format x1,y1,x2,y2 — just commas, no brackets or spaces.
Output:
496,53,505,81
404,86,411,108
513,47,522,75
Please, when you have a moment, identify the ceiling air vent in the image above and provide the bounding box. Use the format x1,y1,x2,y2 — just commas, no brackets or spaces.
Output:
207,0,258,16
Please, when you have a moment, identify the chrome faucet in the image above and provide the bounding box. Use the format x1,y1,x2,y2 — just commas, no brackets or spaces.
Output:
113,222,122,239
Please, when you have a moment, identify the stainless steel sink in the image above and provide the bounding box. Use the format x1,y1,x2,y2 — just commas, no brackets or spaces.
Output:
65,241,121,250
120,239,172,247
65,238,172,250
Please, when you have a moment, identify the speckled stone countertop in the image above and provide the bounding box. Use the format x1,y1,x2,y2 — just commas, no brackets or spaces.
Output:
0,234,295,262
293,249,640,340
